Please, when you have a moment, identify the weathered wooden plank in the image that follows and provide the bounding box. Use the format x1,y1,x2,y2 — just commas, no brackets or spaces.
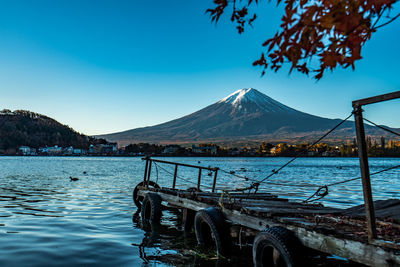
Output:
192,192,277,197
194,195,341,212
352,91,400,107
344,199,400,223
182,192,281,201
243,206,341,215
211,197,331,208
290,227,400,267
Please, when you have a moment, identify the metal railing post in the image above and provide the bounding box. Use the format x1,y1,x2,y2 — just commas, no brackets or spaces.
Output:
197,169,202,191
172,164,178,189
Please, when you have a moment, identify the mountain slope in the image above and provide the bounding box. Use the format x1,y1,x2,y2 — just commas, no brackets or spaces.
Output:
0,109,91,151
99,88,396,145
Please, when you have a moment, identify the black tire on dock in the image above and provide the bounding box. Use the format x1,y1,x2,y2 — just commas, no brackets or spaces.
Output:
141,193,162,223
253,226,303,267
133,181,160,211
194,207,231,257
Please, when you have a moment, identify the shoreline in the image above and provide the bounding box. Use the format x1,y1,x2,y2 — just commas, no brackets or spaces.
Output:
1,154,400,158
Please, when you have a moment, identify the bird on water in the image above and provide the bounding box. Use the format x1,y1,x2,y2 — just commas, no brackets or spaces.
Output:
69,176,79,181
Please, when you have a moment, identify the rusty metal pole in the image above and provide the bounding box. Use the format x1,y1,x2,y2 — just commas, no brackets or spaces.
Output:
143,157,149,183
146,160,152,188
212,169,218,193
197,169,202,191
172,164,178,189
353,105,377,242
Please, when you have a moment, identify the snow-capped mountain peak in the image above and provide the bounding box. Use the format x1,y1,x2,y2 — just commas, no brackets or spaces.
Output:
220,88,255,105
219,88,295,113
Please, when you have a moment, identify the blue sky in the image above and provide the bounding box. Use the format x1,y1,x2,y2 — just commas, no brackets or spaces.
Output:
0,0,399,135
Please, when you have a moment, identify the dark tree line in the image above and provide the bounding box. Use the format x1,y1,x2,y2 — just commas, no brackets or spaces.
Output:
0,110,94,151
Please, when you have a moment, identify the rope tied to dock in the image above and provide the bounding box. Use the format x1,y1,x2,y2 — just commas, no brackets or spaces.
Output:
218,190,235,211
304,186,329,203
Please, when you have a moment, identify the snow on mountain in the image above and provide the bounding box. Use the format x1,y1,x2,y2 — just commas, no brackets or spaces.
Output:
219,88,296,113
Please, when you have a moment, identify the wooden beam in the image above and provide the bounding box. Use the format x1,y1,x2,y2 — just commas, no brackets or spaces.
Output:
353,106,377,242
182,208,195,232
352,91,400,107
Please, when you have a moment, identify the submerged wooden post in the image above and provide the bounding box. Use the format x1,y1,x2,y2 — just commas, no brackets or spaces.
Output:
212,169,218,192
197,169,202,191
353,105,377,242
182,208,195,232
172,164,178,189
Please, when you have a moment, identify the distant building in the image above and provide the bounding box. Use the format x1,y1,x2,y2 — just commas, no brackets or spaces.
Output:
19,146,36,155
64,146,74,155
102,143,118,154
192,145,217,155
46,146,63,155
228,148,240,156
163,145,181,155
73,148,86,155
89,143,118,155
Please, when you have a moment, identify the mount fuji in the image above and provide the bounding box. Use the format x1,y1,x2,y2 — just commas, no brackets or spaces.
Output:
98,88,390,145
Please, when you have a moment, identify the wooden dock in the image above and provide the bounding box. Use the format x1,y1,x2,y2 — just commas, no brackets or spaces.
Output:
134,158,400,267
133,92,400,266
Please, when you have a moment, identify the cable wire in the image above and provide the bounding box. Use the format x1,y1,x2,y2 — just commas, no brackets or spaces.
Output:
363,117,400,137
304,163,400,202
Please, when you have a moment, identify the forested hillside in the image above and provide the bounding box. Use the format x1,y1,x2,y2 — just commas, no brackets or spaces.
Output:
0,109,91,152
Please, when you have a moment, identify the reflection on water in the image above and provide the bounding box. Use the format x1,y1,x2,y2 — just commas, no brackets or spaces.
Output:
0,156,398,266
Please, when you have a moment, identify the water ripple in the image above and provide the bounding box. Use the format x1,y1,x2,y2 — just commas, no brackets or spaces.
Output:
0,156,398,266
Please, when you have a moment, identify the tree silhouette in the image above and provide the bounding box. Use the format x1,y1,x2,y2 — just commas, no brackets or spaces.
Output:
207,0,399,79
0,109,96,151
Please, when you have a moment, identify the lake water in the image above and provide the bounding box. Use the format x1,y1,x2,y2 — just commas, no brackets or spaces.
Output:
0,156,399,266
